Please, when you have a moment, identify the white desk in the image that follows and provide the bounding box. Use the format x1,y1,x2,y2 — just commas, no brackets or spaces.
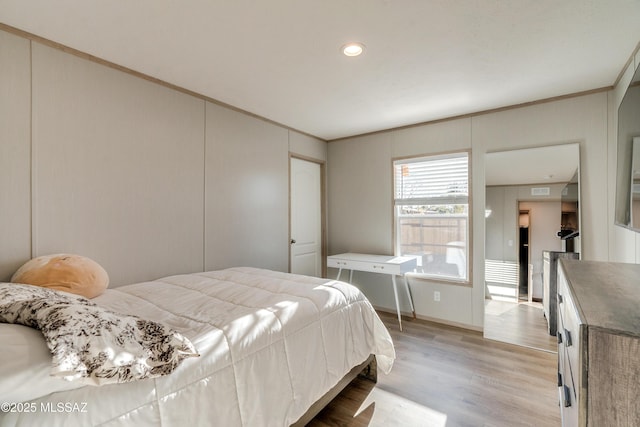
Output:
327,253,417,331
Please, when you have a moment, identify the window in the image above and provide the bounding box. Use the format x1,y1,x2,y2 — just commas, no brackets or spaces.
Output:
393,152,470,282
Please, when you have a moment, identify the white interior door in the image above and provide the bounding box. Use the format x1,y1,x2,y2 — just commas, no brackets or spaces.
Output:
290,157,322,277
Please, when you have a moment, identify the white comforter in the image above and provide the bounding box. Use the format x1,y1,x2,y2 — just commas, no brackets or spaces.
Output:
0,267,395,426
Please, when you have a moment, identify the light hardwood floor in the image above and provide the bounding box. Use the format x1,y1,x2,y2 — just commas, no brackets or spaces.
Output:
310,311,560,427
483,300,557,353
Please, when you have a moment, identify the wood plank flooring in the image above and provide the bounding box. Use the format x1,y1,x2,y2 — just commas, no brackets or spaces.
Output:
483,300,557,353
309,311,560,427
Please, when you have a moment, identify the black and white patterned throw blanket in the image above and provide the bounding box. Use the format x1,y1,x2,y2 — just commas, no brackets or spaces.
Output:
0,283,199,385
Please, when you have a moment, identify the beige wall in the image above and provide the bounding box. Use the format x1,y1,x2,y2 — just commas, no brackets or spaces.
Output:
31,43,206,286
518,201,563,298
0,31,31,281
0,29,327,285
486,184,566,262
327,118,476,327
204,102,289,272
329,92,612,329
486,184,566,299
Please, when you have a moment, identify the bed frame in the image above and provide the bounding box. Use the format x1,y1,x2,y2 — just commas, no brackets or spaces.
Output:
291,355,377,426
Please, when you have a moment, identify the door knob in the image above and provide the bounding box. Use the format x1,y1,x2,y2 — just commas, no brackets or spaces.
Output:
290,239,296,244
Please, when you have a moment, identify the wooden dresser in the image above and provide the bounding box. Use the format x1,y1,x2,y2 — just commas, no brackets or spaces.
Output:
557,259,640,426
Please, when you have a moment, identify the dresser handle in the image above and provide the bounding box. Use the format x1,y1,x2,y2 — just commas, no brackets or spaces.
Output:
558,294,563,304
563,385,572,407
557,372,563,387
557,332,563,344
564,329,572,347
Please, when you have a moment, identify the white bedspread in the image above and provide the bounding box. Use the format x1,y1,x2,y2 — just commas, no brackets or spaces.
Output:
0,267,395,426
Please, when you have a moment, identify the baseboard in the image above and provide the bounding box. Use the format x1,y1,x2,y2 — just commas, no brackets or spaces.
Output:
373,305,483,333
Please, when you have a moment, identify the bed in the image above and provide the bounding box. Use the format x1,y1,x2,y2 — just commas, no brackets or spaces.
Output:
0,267,395,426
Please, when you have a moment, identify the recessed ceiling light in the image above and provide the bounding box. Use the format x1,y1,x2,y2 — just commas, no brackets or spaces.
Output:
341,42,365,57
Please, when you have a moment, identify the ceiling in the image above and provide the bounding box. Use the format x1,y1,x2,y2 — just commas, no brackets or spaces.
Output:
1,1,640,141
485,144,579,187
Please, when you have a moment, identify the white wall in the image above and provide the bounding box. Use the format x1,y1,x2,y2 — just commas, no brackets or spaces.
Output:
329,92,611,329
0,29,327,285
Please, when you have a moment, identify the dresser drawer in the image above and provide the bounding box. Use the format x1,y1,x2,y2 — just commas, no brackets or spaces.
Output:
557,264,584,427
558,342,579,427
557,296,566,381
559,286,582,384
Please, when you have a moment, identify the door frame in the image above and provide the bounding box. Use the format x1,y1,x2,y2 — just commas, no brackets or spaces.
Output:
517,208,531,303
289,153,327,277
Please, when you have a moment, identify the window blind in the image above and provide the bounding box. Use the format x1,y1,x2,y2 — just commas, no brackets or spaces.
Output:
394,152,469,206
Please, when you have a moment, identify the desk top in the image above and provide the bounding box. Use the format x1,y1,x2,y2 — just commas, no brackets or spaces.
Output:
327,252,417,266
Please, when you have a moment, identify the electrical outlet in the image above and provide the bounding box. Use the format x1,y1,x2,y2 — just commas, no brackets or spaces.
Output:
434,291,440,302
